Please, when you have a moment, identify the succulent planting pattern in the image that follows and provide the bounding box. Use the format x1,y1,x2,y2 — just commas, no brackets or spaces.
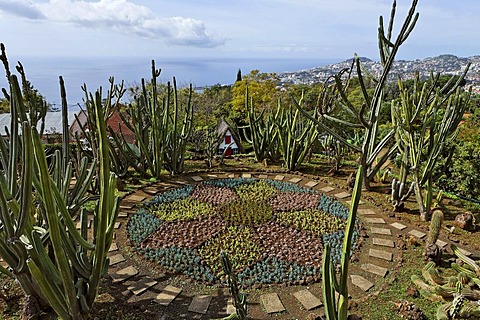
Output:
127,178,361,287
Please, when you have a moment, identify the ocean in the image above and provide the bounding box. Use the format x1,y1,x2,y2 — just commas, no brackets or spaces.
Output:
0,57,337,110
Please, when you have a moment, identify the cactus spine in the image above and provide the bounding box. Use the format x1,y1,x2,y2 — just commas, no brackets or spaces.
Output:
322,166,362,320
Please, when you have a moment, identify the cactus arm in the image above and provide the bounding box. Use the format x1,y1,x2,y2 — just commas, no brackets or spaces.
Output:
0,262,13,278
32,127,80,318
337,166,362,318
291,96,361,153
322,244,336,320
27,260,71,320
15,121,33,237
451,245,480,276
68,156,97,209
87,93,118,305
60,76,70,174
50,182,94,250
29,231,64,286
0,171,14,240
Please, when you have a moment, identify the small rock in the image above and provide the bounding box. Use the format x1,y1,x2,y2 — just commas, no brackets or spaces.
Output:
406,236,419,247
455,212,476,231
406,286,419,297
393,300,425,320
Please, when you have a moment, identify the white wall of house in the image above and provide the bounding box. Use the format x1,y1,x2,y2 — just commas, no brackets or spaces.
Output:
218,129,239,150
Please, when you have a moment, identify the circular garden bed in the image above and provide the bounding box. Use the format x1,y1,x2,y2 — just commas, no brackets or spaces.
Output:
127,178,361,287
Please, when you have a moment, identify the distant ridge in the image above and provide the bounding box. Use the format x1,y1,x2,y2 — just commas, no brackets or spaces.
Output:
279,54,480,87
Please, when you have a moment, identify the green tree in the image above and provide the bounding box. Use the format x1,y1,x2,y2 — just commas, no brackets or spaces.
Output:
230,70,278,123
192,84,233,128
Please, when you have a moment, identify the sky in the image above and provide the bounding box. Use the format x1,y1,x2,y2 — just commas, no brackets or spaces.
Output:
0,0,478,61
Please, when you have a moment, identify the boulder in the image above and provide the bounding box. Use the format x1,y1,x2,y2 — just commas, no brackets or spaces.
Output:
454,212,476,231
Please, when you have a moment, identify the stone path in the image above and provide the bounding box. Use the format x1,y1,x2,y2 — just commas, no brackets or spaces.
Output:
106,171,478,319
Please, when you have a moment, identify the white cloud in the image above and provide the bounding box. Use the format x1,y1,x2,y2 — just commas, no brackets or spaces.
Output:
0,0,225,48
0,0,45,19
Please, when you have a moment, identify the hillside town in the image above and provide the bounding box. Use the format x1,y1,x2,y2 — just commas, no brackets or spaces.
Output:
279,54,480,93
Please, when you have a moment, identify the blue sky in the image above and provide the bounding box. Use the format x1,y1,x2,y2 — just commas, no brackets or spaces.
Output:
0,0,478,60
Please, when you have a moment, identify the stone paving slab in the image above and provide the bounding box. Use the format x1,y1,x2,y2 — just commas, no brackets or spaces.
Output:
289,177,302,183
155,285,182,306
258,174,269,179
128,278,158,296
125,194,146,202
369,249,393,261
260,293,285,313
373,238,395,248
191,176,204,182
173,180,188,185
242,173,252,178
334,191,351,199
371,227,392,235
390,222,407,230
293,289,322,310
118,212,128,218
305,181,319,188
110,266,138,283
120,203,135,210
142,187,159,195
365,218,386,224
358,209,376,215
227,174,236,178
351,275,374,291
114,222,121,229
109,243,118,252
127,290,156,304
274,175,285,181
361,263,388,277
436,239,448,248
109,254,126,266
207,174,218,179
188,295,212,314
320,186,335,193
408,229,426,239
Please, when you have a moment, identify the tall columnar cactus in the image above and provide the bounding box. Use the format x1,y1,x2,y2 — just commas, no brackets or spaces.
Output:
163,78,194,174
27,94,119,319
0,45,71,307
322,166,362,320
294,0,420,189
0,45,119,319
276,99,318,171
391,72,470,220
241,86,281,163
112,61,193,176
